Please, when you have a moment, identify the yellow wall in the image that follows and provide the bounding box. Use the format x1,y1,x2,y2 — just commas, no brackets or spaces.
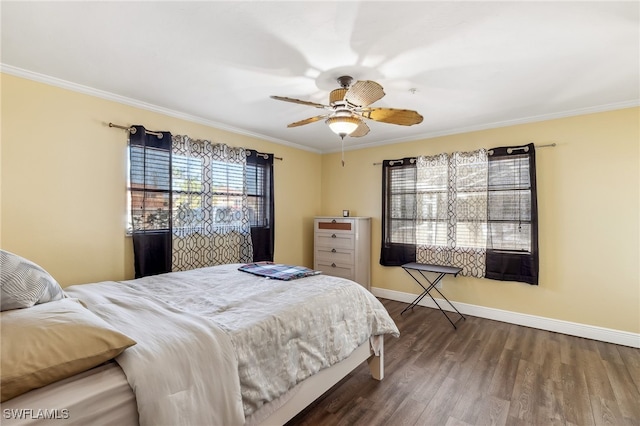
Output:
0,74,322,285
2,73,638,334
321,107,640,333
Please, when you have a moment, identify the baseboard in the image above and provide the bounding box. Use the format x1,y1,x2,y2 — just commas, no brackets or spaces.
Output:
371,287,640,348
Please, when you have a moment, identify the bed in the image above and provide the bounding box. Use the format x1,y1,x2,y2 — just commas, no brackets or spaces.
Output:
0,251,399,425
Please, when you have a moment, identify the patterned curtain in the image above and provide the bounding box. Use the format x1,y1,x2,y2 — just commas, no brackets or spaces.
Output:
415,149,488,277
171,135,253,271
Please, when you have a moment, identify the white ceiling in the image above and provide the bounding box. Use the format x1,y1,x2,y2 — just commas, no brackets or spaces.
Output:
2,1,638,153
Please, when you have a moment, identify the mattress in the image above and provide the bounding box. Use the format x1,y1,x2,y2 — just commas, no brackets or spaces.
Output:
1,339,375,426
1,362,137,426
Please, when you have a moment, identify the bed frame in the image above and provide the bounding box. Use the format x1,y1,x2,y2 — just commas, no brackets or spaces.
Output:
252,337,384,425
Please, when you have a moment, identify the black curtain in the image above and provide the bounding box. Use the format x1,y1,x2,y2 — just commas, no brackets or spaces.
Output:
485,143,539,285
380,158,417,266
132,232,172,278
246,150,274,262
129,125,173,278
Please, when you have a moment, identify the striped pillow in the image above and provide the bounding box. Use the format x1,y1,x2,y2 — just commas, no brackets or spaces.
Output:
0,250,66,311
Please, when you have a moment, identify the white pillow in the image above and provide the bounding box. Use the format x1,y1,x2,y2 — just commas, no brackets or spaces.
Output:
0,250,66,311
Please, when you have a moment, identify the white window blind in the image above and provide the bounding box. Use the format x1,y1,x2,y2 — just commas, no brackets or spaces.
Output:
129,146,171,231
487,154,532,252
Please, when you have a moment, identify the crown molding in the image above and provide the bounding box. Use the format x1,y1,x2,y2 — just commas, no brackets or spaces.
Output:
0,64,322,154
327,99,640,154
3,63,636,156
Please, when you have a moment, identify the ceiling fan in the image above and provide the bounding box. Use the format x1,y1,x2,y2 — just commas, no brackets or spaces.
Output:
271,76,423,140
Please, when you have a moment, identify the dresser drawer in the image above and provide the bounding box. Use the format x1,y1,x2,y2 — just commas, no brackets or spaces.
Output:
315,232,354,249
315,260,355,280
315,247,354,264
315,218,355,234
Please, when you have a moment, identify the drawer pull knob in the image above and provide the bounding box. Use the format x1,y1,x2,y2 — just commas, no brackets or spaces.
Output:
331,234,337,238
331,263,336,267
331,219,337,223
331,248,337,253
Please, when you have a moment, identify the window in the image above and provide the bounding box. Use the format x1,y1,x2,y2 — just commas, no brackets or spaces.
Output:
485,145,538,284
128,136,275,275
381,144,539,285
415,153,449,248
129,147,275,235
246,160,270,228
127,126,173,278
172,153,204,234
129,145,171,231
414,150,488,277
130,138,253,237
209,159,246,230
487,153,532,251
380,158,417,266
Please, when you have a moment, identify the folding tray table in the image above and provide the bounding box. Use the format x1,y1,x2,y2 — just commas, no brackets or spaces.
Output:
400,262,466,329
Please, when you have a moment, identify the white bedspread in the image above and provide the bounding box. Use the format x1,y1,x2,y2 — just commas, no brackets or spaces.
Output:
66,264,399,422
124,264,400,416
65,282,245,426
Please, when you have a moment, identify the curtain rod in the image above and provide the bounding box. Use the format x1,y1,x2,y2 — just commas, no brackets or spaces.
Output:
109,122,282,160
372,143,556,166
109,122,164,137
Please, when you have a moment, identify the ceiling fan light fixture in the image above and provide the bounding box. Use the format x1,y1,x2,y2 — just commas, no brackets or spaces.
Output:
326,115,361,139
272,74,422,142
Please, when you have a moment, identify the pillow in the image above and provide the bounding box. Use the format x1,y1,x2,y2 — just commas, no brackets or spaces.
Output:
1,298,136,402
0,249,66,311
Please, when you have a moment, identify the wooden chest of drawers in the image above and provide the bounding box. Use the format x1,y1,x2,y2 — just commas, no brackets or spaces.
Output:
313,217,371,290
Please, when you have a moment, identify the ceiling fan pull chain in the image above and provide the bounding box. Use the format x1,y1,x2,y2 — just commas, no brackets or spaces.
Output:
341,139,345,167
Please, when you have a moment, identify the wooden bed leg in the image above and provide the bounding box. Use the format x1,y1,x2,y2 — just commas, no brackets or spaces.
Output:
367,344,384,380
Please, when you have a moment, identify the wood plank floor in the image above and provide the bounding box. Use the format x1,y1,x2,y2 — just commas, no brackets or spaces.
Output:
286,299,640,426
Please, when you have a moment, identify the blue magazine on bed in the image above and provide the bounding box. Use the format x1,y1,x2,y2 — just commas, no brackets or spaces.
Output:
238,262,322,281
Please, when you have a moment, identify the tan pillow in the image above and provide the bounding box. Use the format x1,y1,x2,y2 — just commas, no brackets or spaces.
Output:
1,298,136,402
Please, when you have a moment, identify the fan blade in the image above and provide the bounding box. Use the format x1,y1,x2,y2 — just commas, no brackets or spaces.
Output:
270,95,327,109
350,121,370,138
287,114,328,128
361,108,423,126
344,80,385,107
